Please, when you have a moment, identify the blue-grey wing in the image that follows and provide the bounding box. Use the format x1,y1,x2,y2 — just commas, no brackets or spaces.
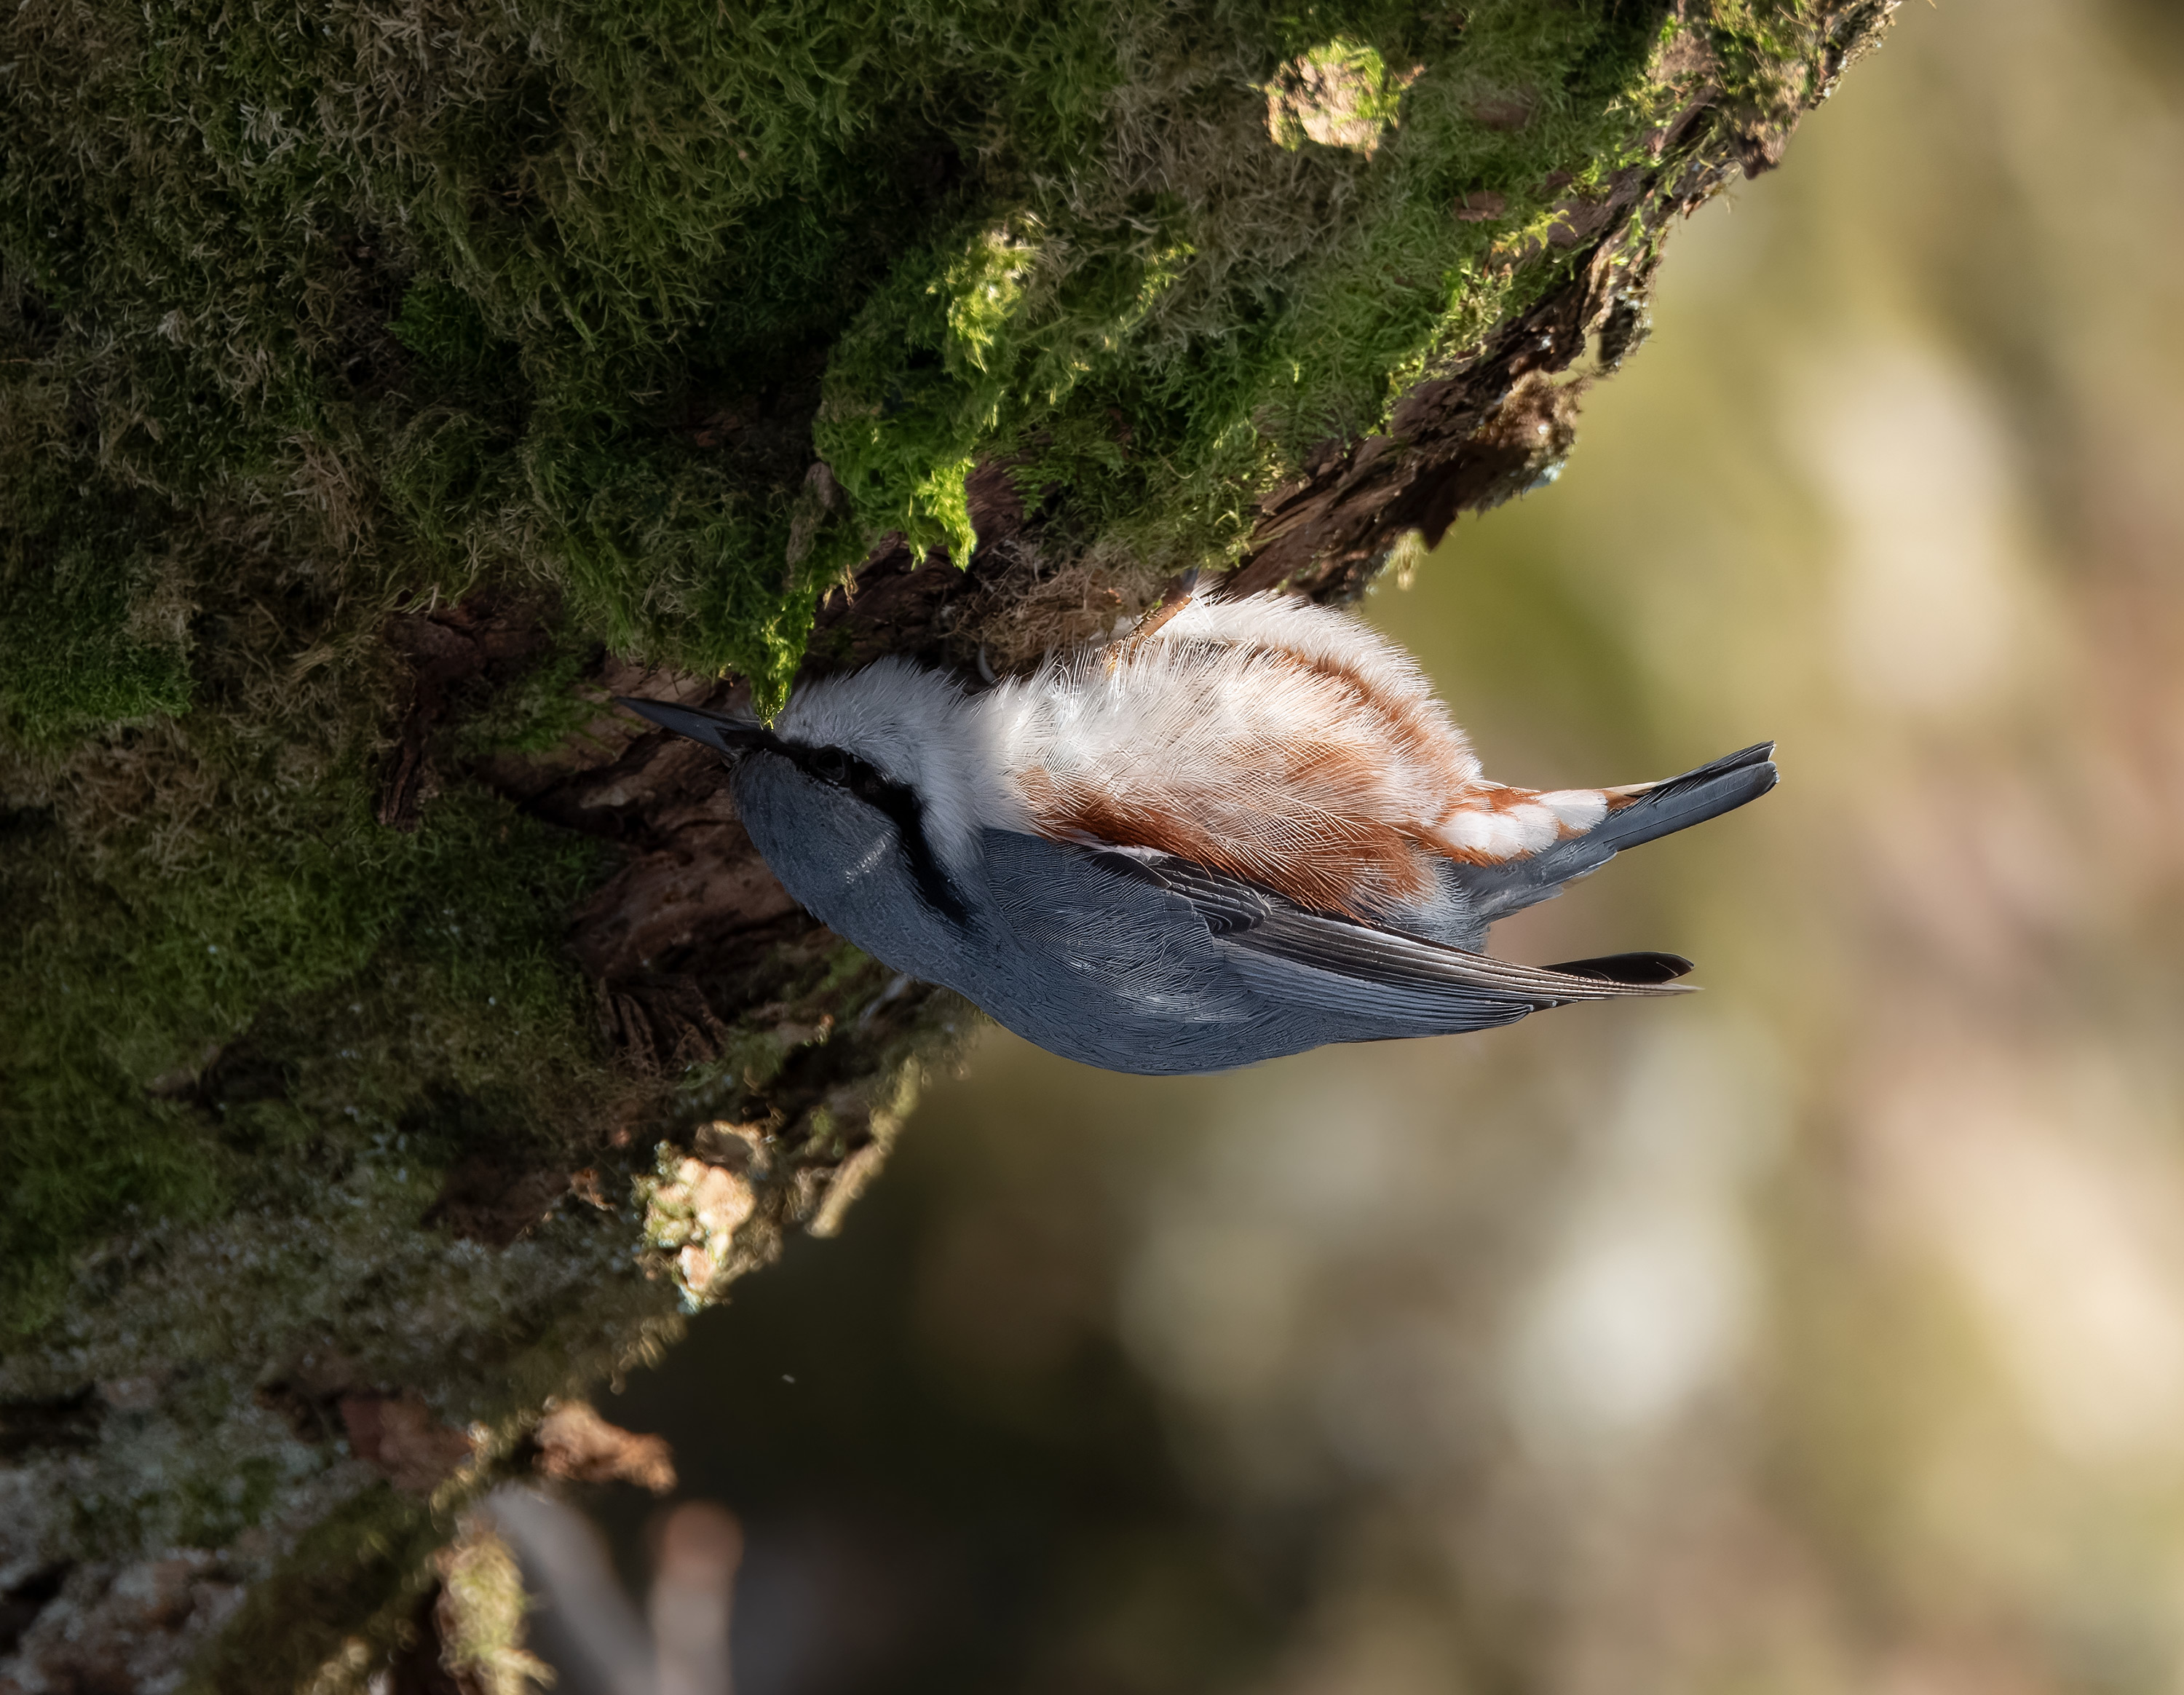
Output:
978,834,1695,1070
978,832,1261,1024
1096,848,1693,1032
978,831,1334,1073
734,752,992,995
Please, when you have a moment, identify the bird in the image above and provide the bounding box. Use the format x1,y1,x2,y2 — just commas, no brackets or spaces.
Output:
620,588,1776,1075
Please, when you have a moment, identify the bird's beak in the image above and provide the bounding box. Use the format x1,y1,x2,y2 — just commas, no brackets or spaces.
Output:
616,696,774,758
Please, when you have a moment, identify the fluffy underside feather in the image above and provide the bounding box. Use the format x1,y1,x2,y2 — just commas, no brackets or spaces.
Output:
984,595,1617,917
772,593,1629,918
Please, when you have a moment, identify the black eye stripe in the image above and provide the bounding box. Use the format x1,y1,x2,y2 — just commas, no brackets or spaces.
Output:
775,740,970,928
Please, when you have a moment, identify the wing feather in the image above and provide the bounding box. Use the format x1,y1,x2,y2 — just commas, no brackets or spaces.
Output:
1096,849,1692,1027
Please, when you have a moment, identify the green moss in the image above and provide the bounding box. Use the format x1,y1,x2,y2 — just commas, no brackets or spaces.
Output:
0,537,193,746
435,1522,554,1695
0,703,615,1338
4,0,1698,708
0,0,1830,1372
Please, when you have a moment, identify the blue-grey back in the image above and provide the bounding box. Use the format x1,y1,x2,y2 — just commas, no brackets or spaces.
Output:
732,752,986,996
735,752,1281,1070
733,752,1543,1074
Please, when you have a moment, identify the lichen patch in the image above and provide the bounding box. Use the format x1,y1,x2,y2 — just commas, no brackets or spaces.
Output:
1264,39,1424,158
642,1154,761,1306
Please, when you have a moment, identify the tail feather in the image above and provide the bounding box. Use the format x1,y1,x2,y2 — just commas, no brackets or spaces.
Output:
1546,950,1696,986
1592,741,1778,853
1457,742,1776,922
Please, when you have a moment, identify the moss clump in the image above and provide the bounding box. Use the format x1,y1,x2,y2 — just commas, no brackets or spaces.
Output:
432,1520,555,1695
4,0,1698,714
0,721,617,1338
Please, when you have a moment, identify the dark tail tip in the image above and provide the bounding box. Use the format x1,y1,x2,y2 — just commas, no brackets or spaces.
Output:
1597,743,1778,853
1679,741,1776,781
1545,950,1696,986
616,696,771,758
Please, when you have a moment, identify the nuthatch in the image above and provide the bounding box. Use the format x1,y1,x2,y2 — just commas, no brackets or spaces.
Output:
622,590,1776,1075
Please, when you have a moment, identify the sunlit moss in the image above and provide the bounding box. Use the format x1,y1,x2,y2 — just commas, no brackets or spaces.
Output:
434,1520,555,1695
1,0,1709,710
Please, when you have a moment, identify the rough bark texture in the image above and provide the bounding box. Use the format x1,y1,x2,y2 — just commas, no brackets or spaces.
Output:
0,2,1894,1688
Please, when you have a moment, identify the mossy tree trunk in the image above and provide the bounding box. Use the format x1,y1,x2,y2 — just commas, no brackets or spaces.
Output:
0,1,1891,1686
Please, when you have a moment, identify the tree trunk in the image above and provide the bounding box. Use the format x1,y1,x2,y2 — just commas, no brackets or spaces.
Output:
0,1,1893,1686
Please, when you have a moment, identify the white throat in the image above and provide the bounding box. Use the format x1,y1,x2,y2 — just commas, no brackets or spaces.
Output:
772,658,1026,868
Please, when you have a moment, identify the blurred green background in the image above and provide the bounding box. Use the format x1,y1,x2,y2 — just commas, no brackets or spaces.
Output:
582,1,2184,1688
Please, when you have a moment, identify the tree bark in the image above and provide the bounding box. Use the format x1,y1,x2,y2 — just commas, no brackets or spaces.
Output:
0,2,1895,1687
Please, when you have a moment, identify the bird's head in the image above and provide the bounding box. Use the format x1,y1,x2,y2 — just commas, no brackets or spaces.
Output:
620,659,1017,922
